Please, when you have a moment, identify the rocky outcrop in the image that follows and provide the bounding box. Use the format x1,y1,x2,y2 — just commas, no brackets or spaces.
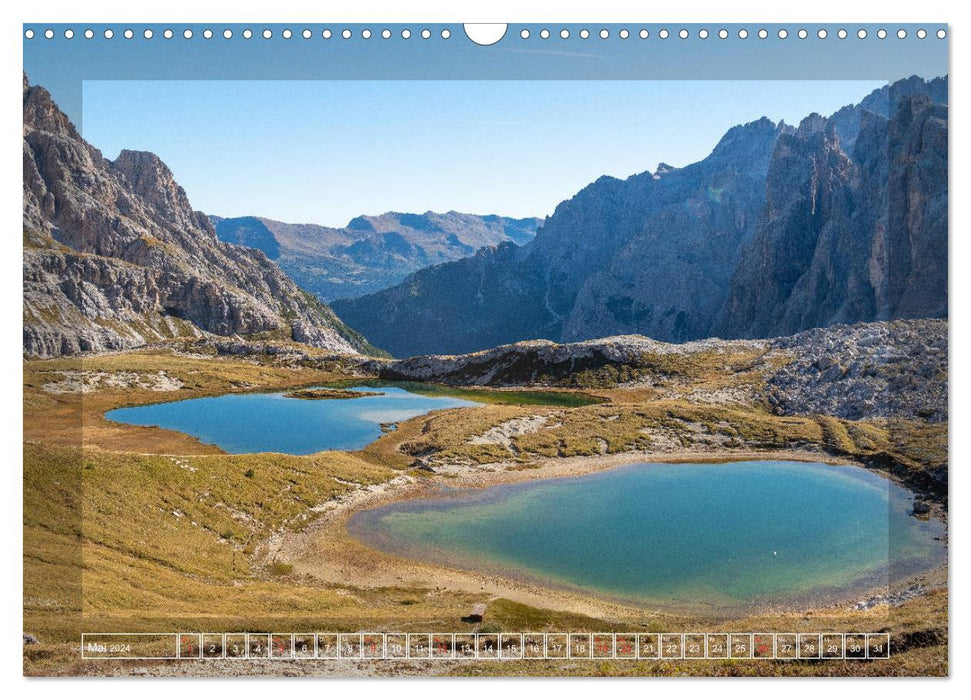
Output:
765,319,947,422
374,334,766,387
373,319,947,423
912,499,932,516
714,85,948,338
333,77,947,358
212,211,541,301
23,76,376,358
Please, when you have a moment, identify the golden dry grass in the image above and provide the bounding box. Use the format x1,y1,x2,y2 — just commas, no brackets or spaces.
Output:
22,346,948,676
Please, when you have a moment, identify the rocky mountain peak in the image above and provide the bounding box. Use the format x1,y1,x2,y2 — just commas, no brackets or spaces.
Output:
334,75,947,357
109,149,200,232
711,116,777,148
707,116,787,176
795,112,828,136
23,80,88,153
346,215,376,232
23,78,377,357
713,76,946,340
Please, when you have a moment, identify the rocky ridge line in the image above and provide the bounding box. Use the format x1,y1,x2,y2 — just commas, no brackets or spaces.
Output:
23,74,375,358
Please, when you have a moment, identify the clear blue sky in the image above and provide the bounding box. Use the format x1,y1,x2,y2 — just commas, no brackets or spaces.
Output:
80,79,886,226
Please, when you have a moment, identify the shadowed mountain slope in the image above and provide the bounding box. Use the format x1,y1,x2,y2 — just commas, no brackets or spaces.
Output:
333,77,947,358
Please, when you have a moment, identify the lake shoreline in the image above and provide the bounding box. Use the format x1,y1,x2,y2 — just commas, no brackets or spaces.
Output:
273,447,947,622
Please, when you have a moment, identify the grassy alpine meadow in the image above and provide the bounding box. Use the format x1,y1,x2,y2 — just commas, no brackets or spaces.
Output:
23,345,947,676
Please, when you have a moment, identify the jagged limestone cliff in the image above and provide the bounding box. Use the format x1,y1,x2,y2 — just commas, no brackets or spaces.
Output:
334,77,947,357
23,75,375,358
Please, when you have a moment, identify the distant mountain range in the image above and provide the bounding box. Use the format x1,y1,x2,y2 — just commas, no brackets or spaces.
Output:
23,73,948,362
23,75,376,358
333,76,948,358
211,212,540,301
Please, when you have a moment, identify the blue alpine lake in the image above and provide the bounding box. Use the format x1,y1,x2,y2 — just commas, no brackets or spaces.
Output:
348,460,946,611
105,385,480,454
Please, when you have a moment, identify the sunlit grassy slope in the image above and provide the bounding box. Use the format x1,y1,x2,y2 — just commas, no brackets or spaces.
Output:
23,346,947,676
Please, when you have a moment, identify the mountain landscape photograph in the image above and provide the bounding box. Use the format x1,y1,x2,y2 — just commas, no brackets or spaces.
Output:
23,64,948,678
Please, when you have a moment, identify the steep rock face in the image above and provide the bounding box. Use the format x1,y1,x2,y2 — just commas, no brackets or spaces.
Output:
334,117,789,357
334,76,947,358
562,117,784,344
212,211,541,301
23,77,374,358
714,89,948,338
711,116,861,338
828,75,947,153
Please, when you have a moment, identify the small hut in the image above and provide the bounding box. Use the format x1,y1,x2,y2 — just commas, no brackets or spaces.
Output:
467,603,487,623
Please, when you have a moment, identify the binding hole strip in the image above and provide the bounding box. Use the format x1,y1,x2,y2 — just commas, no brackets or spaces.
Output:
23,25,948,42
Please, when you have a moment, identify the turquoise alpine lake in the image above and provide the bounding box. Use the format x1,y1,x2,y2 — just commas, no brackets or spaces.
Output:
347,460,946,611
105,385,480,454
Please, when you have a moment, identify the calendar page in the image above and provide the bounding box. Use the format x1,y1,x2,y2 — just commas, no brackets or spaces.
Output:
22,21,948,678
